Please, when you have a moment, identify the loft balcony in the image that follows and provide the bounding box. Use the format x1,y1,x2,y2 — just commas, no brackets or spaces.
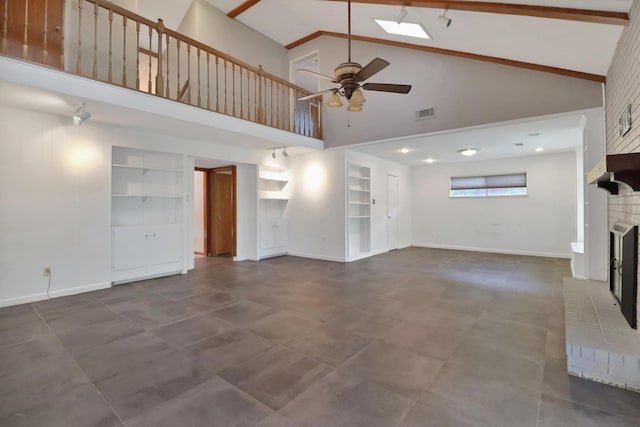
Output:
0,0,323,141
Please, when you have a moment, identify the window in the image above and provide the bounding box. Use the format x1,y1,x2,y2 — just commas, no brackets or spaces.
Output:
450,173,527,198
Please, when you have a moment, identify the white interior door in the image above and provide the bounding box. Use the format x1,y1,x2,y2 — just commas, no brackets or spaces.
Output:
387,175,399,250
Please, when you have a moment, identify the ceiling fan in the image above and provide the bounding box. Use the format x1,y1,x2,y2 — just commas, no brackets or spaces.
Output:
297,0,412,111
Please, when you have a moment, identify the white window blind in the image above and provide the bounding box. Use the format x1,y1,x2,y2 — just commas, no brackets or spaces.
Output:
450,173,527,197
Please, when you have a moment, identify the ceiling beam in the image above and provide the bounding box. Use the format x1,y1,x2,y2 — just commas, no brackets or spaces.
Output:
227,0,261,19
285,31,605,83
324,1,629,25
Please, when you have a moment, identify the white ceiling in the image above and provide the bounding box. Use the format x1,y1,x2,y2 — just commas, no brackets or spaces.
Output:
203,0,631,75
350,112,585,165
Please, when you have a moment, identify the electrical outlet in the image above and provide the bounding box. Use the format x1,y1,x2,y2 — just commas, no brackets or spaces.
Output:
43,267,51,277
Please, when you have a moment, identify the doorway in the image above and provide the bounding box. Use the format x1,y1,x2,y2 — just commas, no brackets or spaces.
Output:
387,174,399,250
0,0,63,68
290,51,319,134
208,166,236,257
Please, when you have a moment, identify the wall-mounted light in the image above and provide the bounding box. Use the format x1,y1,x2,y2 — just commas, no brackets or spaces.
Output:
73,103,91,126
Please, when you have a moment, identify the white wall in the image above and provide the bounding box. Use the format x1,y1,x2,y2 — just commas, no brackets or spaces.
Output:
0,104,261,307
236,163,258,262
193,170,205,253
178,0,289,78
412,151,577,258
346,150,412,254
287,149,346,262
289,36,603,148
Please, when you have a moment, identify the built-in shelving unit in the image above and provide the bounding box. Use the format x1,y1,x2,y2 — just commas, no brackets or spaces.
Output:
111,147,186,283
258,167,290,259
348,163,371,261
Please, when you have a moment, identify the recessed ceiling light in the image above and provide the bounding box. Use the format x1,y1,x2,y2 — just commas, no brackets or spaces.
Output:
424,158,435,163
528,132,541,136
535,147,544,152
459,148,478,157
399,148,411,154
374,19,431,40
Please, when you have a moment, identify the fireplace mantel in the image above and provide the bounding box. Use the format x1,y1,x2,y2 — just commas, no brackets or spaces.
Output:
587,153,640,194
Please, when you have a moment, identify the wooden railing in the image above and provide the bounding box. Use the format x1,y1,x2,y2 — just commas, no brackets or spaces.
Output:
0,0,322,139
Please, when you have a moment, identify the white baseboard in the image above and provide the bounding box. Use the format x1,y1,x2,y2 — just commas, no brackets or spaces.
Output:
411,243,571,259
0,282,111,308
286,251,346,263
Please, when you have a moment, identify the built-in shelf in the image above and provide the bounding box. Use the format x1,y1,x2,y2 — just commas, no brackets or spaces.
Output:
347,163,371,261
112,194,183,198
113,164,183,173
587,153,640,194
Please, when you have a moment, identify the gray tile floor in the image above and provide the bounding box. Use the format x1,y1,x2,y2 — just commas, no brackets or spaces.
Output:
2,248,640,426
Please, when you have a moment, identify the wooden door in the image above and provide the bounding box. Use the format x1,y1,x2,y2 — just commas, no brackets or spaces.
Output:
208,166,236,256
1,0,64,68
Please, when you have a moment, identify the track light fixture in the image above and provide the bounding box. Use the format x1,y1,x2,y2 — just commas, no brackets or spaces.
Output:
438,8,452,28
73,102,91,126
396,6,408,24
267,146,290,159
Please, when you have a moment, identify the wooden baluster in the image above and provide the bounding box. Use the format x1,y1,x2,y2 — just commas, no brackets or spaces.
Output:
246,68,250,121
197,48,201,107
239,67,243,119
258,66,264,124
187,44,192,103
135,21,140,89
2,0,8,54
176,39,180,100
108,9,113,82
147,25,152,93
42,0,48,64
155,19,164,96
276,82,280,129
165,33,169,97
253,71,257,122
60,0,65,67
92,1,97,79
215,56,219,112
185,44,190,103
122,16,127,87
76,0,82,74
206,52,210,110
22,0,28,59
224,59,228,114
270,80,274,126
232,63,236,117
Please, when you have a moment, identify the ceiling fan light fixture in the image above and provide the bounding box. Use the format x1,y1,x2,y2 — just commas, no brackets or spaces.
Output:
347,101,363,112
374,19,431,40
351,89,366,104
328,92,343,107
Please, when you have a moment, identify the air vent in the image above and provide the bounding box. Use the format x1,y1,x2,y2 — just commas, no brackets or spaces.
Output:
416,107,436,121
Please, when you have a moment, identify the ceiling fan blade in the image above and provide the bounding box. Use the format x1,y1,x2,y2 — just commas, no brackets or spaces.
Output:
355,58,390,82
362,83,412,94
297,69,337,83
298,89,335,101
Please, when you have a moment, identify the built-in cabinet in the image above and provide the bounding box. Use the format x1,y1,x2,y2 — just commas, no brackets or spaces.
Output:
348,163,371,261
111,147,186,283
258,167,289,258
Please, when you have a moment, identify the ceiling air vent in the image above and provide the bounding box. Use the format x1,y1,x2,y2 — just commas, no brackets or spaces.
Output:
416,107,436,121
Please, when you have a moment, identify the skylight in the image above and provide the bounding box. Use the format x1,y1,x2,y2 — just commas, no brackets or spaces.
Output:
374,19,431,40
